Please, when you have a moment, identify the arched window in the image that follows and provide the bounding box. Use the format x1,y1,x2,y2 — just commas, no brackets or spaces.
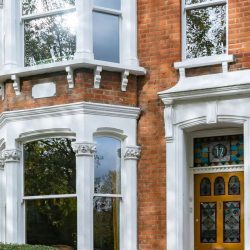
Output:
214,177,225,196
200,178,211,196
23,138,77,248
228,176,240,195
94,136,122,250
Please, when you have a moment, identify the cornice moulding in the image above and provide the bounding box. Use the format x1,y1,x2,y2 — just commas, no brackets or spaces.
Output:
159,69,250,104
0,102,141,128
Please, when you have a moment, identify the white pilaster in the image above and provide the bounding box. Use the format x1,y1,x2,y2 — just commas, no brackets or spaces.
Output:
0,153,5,243
4,149,21,244
72,142,96,250
3,0,22,70
0,2,3,67
123,146,141,250
122,0,139,67
74,0,94,60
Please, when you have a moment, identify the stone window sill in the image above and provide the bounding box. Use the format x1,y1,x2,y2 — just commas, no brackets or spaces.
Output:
174,54,235,78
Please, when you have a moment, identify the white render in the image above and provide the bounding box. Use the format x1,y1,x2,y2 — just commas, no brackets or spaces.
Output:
159,69,250,250
31,82,56,99
0,101,140,250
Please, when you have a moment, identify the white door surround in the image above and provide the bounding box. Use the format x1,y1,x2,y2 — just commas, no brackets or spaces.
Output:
159,69,250,250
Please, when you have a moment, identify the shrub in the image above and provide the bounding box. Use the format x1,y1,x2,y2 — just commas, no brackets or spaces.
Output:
0,244,57,250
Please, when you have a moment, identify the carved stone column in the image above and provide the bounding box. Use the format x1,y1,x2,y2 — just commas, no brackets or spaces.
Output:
4,149,21,243
123,146,141,250
72,142,96,250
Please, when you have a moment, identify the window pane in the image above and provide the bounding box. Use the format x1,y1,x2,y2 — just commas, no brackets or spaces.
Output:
94,0,121,10
214,177,225,196
26,198,77,249
228,176,240,195
224,201,240,243
186,5,226,58
94,137,121,194
200,178,211,196
93,12,120,63
200,202,216,243
22,0,75,16
94,197,120,250
24,138,76,196
186,0,218,5
24,12,76,66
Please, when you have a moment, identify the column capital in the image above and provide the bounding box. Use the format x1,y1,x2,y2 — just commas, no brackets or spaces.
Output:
3,149,21,162
124,146,141,160
72,142,96,156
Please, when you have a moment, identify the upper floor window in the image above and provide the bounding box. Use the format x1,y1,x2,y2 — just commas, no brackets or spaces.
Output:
183,0,227,59
93,0,121,63
22,0,77,66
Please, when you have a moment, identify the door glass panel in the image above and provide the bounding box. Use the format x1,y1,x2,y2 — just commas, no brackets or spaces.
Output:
200,178,211,196
214,177,225,195
224,201,240,243
228,176,240,195
200,202,216,243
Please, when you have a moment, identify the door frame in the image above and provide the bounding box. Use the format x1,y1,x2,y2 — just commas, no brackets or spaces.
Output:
165,116,250,250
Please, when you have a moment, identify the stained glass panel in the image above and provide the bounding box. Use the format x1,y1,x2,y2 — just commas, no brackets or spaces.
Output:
200,178,211,196
194,134,244,167
229,176,240,195
200,202,216,243
224,201,240,243
214,177,225,196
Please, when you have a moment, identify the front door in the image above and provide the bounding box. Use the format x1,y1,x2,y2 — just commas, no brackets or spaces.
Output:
194,172,244,250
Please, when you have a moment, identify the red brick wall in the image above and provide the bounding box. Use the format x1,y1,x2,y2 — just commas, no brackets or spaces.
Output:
137,0,181,249
1,70,137,112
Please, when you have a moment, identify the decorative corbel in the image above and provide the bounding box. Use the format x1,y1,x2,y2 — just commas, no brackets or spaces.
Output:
11,75,21,95
179,68,185,78
206,101,218,124
121,70,129,92
222,61,228,73
94,66,102,89
65,66,74,89
164,100,174,143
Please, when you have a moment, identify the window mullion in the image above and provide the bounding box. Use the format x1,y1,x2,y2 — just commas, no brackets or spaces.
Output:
23,193,77,201
93,6,122,16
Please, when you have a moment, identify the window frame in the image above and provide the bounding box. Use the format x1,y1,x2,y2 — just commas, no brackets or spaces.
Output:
93,132,125,250
92,2,122,63
182,0,228,61
20,1,77,67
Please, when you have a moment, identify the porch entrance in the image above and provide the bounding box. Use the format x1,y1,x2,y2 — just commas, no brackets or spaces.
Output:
194,172,244,250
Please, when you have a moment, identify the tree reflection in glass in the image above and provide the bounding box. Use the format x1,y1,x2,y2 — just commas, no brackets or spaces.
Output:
94,137,121,194
186,5,226,58
24,138,77,249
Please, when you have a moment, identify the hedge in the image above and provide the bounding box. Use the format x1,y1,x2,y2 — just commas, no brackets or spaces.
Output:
0,244,57,250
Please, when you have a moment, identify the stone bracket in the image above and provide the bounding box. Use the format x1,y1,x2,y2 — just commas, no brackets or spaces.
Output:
11,74,21,95
164,100,174,143
0,83,4,100
94,66,102,89
65,66,74,89
121,70,129,92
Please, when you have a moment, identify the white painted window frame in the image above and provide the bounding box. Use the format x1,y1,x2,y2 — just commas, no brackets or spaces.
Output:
0,0,141,77
93,132,125,250
177,0,231,73
92,3,122,63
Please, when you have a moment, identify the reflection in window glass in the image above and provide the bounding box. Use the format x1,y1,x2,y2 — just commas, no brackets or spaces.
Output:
22,0,75,15
26,198,77,249
94,137,121,194
186,0,216,5
94,0,121,10
24,138,76,196
93,12,120,63
186,5,226,58
24,12,76,66
94,197,120,250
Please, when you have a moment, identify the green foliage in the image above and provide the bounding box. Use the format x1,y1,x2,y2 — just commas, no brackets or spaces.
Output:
0,244,56,250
